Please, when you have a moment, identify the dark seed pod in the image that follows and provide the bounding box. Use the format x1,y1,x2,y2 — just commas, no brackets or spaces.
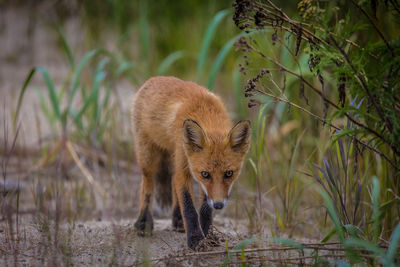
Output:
338,73,346,107
254,11,266,28
282,69,287,93
272,31,278,46
248,99,258,108
295,25,303,56
299,80,309,105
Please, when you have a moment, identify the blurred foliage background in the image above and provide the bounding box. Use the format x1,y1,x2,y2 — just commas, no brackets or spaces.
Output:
1,0,399,265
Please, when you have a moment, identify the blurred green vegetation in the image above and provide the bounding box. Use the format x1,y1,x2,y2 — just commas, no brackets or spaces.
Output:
74,0,241,84
2,0,399,265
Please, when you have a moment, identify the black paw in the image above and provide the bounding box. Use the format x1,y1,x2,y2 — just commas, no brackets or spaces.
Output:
172,206,185,232
187,230,205,249
134,209,153,236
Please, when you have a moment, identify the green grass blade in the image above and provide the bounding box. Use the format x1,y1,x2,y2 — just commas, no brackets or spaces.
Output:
66,50,98,116
55,26,74,67
139,0,150,75
99,85,112,125
69,108,83,131
343,224,362,238
319,189,345,242
76,58,108,120
35,87,51,123
386,223,400,264
206,39,237,90
206,33,241,90
197,9,230,84
156,51,185,76
206,30,260,90
115,60,136,77
321,228,337,243
14,68,36,129
372,177,381,243
344,238,385,257
36,66,61,122
269,237,304,249
221,238,256,266
333,260,351,267
92,58,109,123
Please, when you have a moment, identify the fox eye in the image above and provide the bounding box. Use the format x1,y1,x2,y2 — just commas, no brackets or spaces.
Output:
224,170,233,178
201,171,211,179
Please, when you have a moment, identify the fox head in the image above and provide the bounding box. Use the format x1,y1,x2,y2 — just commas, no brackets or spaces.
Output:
182,119,251,210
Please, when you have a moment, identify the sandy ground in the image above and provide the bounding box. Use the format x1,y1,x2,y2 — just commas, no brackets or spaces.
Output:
1,215,254,266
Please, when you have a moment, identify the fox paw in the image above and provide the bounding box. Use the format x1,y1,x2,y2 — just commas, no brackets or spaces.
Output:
187,230,205,250
172,223,185,232
134,210,153,236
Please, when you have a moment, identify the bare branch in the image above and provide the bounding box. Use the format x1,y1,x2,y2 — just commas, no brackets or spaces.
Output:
254,89,399,171
246,42,393,152
350,0,395,57
329,34,394,135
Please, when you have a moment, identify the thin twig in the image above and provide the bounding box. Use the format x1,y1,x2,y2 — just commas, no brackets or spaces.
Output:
349,0,395,57
66,141,107,197
246,42,392,151
255,90,399,171
137,242,388,265
389,0,400,14
329,34,394,136
257,2,330,47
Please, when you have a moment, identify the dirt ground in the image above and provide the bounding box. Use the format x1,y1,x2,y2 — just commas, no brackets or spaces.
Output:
1,215,253,266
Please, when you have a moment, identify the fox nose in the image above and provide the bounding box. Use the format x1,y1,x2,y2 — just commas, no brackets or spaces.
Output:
213,202,224,209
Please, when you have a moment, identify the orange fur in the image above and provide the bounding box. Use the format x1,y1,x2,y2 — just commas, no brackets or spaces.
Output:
131,76,251,248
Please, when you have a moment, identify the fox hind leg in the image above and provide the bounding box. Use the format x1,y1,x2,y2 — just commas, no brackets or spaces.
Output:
134,137,162,236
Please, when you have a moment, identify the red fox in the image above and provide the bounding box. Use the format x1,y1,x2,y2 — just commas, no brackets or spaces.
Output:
131,76,251,249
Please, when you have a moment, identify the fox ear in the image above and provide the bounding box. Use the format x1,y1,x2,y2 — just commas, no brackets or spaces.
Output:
228,120,251,153
183,119,206,152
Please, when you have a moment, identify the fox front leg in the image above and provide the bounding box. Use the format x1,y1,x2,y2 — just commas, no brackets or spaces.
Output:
180,189,205,249
199,193,212,236
174,170,204,249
